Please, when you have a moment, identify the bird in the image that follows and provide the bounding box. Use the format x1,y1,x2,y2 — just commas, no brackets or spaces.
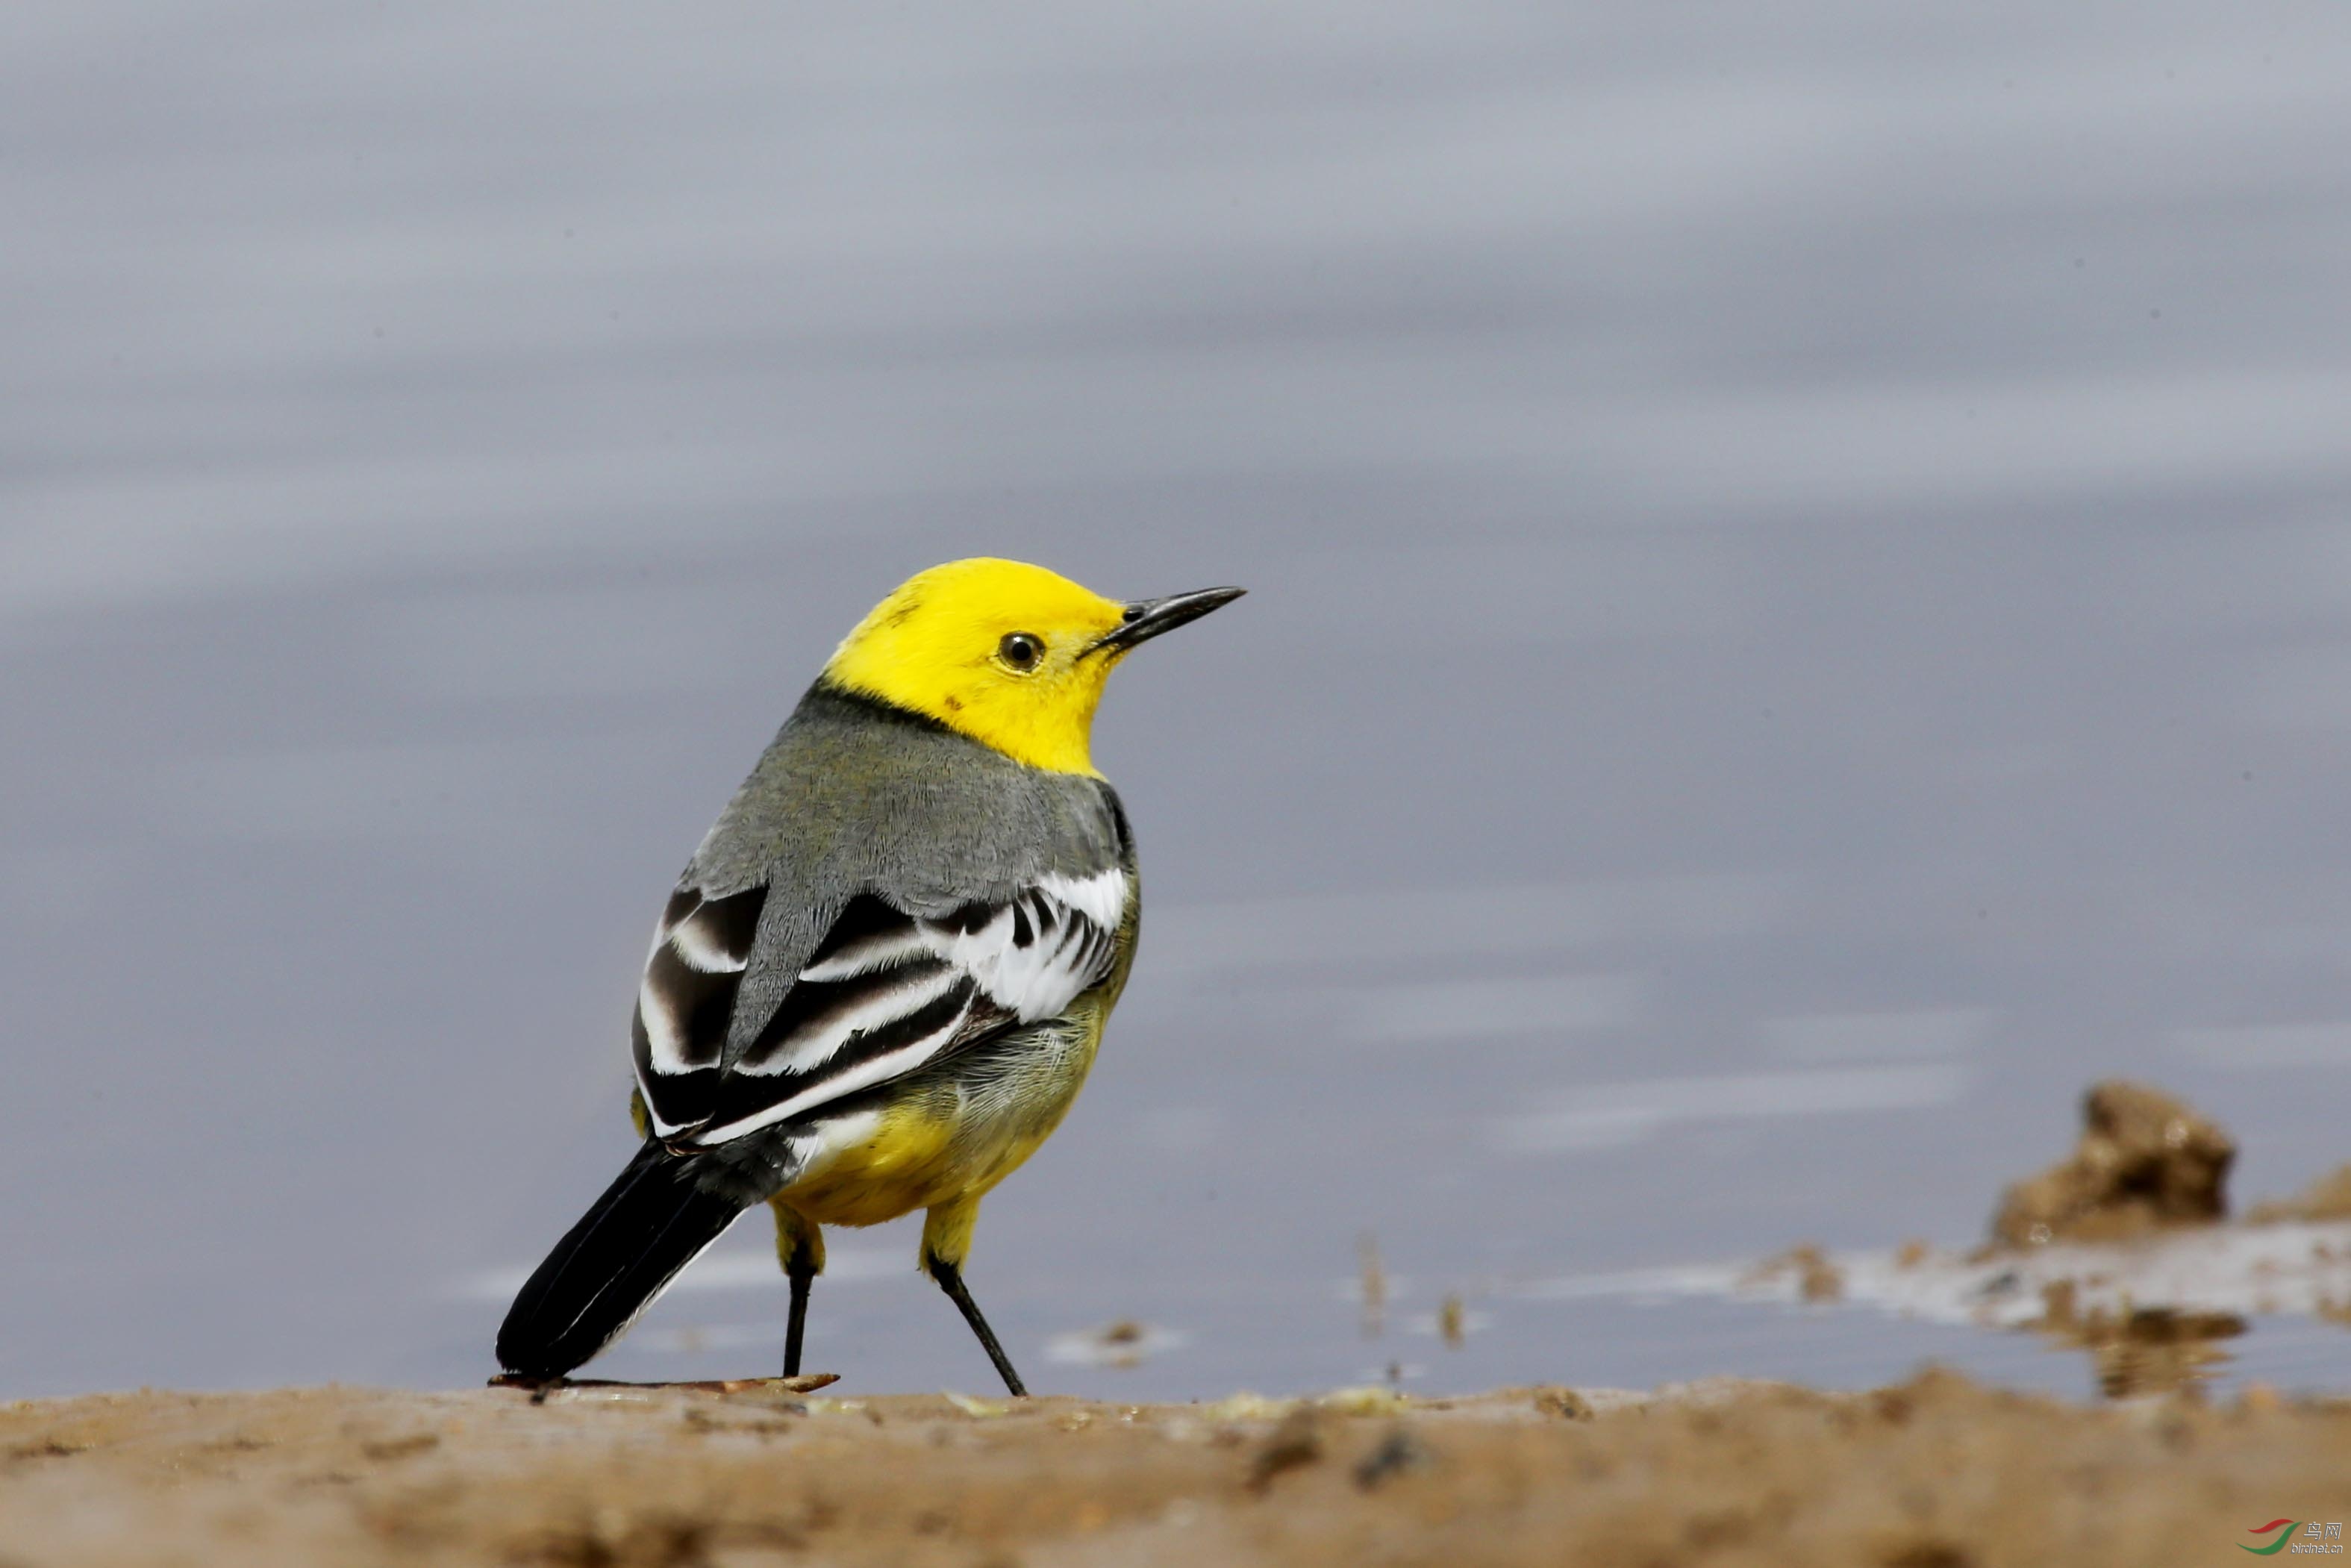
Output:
496,558,1243,1395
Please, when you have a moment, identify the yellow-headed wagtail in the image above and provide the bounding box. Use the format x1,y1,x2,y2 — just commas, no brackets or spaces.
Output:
496,559,1243,1394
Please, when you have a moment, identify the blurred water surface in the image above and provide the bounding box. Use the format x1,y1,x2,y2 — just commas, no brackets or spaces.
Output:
7,0,2351,1402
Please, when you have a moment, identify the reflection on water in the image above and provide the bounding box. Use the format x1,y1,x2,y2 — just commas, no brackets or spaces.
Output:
2035,1296,2246,1401
5,0,2351,1401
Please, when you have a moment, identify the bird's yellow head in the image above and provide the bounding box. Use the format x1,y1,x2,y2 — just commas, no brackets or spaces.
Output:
820,558,1243,775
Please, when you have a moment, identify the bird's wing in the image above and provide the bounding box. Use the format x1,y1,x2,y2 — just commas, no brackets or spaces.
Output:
631,868,1128,1146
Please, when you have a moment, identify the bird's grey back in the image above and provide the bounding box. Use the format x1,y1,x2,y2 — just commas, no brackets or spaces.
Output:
684,681,1128,1066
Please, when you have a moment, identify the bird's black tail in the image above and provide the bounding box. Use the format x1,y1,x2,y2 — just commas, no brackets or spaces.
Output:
496,1140,745,1379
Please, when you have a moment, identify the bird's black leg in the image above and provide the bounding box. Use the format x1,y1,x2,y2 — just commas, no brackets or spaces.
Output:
925,1251,1026,1396
784,1255,816,1378
771,1200,825,1379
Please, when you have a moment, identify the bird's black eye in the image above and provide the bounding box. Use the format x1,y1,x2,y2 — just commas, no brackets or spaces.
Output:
997,632,1044,672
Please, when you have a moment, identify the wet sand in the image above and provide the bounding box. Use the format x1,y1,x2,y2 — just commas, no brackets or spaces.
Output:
7,1372,2350,1567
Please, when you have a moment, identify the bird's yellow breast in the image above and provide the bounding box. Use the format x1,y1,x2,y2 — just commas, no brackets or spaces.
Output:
776,992,1116,1229
780,1104,968,1228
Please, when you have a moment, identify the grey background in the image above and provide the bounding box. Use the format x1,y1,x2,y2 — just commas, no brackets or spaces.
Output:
5,0,2350,1400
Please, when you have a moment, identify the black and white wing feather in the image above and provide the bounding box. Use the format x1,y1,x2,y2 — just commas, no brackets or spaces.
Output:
631,869,1127,1146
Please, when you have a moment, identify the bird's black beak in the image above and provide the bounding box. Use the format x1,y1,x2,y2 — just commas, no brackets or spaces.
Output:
1087,586,1246,657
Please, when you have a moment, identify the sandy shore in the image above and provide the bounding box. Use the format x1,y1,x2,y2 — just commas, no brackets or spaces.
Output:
6,1372,2350,1567
14,1087,2349,1566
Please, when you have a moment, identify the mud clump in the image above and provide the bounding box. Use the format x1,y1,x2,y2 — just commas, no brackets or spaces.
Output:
1246,1405,1326,1493
2245,1163,2351,1225
1746,1243,1846,1300
1991,1080,2235,1247
1531,1385,1594,1420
